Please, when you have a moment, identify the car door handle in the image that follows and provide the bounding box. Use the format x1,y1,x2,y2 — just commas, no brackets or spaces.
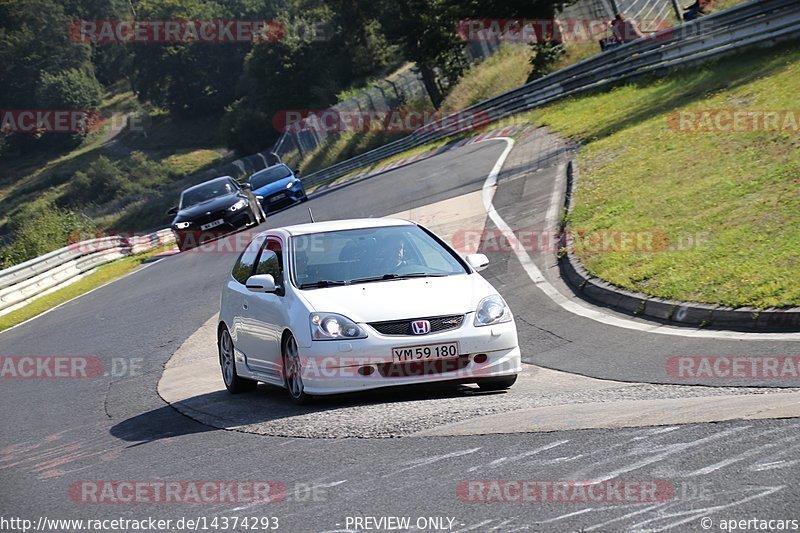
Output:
242,301,249,310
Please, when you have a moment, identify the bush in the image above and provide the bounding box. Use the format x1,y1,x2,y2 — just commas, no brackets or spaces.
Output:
0,202,97,268
36,69,104,146
69,156,128,204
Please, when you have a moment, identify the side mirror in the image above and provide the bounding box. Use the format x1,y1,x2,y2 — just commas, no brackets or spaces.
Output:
167,206,178,216
240,182,252,190
293,168,300,176
466,253,489,272
245,274,276,293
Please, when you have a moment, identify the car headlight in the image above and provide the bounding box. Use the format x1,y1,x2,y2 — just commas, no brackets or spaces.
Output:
286,180,299,189
310,313,367,340
175,222,191,230
256,195,264,201
229,199,248,211
474,295,512,326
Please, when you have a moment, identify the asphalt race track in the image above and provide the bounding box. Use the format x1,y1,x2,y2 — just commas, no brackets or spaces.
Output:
2,137,799,532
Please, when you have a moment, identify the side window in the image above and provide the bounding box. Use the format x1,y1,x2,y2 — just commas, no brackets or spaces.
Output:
232,236,265,284
255,239,284,286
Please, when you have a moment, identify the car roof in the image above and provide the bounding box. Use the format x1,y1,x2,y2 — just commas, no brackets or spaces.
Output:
183,176,235,193
247,163,294,181
251,164,289,177
278,218,415,236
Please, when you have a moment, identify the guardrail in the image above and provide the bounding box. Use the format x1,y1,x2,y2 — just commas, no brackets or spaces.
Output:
298,0,800,190
0,228,175,317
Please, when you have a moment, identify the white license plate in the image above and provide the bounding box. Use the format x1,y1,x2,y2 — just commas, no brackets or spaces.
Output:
392,341,460,362
200,219,224,231
272,193,287,200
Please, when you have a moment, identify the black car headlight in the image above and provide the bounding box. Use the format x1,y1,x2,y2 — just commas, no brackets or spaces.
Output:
229,199,248,212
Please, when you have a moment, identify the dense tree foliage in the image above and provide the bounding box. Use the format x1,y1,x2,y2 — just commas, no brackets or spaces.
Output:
1,0,569,156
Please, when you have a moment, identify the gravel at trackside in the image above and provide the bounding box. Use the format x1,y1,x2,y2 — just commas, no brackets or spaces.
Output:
226,378,800,439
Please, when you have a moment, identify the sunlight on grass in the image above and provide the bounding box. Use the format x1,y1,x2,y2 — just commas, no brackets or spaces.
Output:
162,149,223,175
443,45,533,110
497,44,800,308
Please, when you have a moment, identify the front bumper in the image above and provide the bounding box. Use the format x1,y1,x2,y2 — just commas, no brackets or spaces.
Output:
260,188,305,213
296,318,521,395
173,210,255,250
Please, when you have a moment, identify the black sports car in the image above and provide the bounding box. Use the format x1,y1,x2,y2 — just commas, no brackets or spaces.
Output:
168,176,266,252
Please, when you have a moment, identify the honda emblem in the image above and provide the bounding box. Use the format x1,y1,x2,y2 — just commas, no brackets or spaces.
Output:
411,320,431,335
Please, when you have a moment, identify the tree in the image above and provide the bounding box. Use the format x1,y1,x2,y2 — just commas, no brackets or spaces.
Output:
0,0,104,154
370,0,572,106
223,0,396,153
130,0,278,116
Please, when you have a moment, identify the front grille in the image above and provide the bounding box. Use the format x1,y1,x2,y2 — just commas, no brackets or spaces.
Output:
377,355,470,377
193,209,229,226
268,192,288,202
369,315,464,336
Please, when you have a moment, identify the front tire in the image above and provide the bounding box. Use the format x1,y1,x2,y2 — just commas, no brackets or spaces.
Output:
477,375,517,391
283,334,311,405
219,328,257,393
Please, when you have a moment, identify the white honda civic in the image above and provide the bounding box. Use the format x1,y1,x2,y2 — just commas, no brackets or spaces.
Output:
218,218,521,403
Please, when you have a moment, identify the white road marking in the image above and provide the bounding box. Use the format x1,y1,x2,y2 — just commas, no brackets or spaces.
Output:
477,137,800,340
536,508,595,524
381,447,481,477
751,459,800,471
466,440,568,472
632,486,783,532
630,426,681,440
684,430,795,476
583,426,749,483
583,503,667,531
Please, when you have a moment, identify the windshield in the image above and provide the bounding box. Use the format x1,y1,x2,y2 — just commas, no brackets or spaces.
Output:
291,225,467,288
180,178,237,209
249,165,293,189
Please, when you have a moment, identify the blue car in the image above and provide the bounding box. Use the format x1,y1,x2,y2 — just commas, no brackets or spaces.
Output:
248,164,307,215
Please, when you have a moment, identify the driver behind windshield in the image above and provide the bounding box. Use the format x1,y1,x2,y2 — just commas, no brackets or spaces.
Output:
379,236,407,271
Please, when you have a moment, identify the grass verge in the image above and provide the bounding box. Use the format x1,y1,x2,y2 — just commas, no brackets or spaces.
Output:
0,246,173,332
496,43,800,308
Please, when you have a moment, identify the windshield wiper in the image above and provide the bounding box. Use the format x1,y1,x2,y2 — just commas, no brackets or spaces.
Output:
350,272,446,285
299,279,349,289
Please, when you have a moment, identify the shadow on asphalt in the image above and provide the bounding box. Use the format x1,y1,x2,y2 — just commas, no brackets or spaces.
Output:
133,381,509,433
109,405,216,444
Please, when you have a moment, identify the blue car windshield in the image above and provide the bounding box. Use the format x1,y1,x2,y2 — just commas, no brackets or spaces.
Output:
250,165,292,189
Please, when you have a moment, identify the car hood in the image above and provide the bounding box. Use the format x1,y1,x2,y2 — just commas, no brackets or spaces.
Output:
296,274,496,322
176,193,242,219
252,177,295,197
